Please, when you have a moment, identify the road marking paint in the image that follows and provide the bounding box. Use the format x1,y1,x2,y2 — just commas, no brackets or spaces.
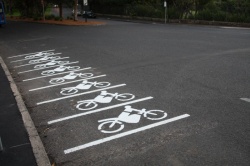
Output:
10,53,62,63
18,61,79,74
29,75,106,91
23,67,91,82
8,49,55,59
37,84,126,105
14,57,69,68
221,27,250,30
240,98,250,102
64,114,190,154
48,97,153,124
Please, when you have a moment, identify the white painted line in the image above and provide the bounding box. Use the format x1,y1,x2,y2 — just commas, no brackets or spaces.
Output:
64,114,190,154
37,84,126,105
8,49,55,59
23,67,91,82
221,27,250,30
48,97,153,124
10,53,62,63
29,75,106,91
18,61,79,74
240,98,250,102
14,57,69,68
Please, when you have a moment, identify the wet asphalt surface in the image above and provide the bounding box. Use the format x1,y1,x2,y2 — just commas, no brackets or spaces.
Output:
0,19,250,166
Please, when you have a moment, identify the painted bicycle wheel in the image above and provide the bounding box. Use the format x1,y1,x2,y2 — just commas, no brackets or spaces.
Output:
49,78,65,84
29,60,40,64
41,70,55,76
34,64,46,69
95,82,111,88
116,93,135,101
58,61,69,65
79,73,94,78
68,66,81,70
144,110,167,120
60,88,78,95
50,56,60,60
76,101,97,110
98,121,124,134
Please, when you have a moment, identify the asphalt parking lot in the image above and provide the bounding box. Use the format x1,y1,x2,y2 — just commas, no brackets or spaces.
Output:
0,19,250,165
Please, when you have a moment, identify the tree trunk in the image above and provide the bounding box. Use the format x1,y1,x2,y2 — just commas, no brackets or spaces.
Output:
59,2,62,18
74,0,78,21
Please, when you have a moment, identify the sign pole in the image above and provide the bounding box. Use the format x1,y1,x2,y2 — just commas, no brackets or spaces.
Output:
164,0,167,24
42,0,45,21
83,0,88,22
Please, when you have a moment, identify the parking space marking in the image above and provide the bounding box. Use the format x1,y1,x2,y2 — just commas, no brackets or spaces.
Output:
8,49,55,59
18,61,79,74
98,106,168,134
240,98,250,102
64,114,190,154
29,75,106,91
76,91,135,111
23,67,91,82
10,53,62,63
48,97,153,124
37,84,126,105
14,57,69,68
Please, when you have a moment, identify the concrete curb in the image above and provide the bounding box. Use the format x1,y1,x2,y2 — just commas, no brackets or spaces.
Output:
0,56,51,166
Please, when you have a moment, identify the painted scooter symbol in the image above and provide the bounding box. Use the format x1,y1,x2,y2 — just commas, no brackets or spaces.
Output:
76,91,135,110
25,52,55,59
98,105,167,133
34,60,69,69
49,72,94,84
60,80,111,95
29,55,61,64
41,66,81,75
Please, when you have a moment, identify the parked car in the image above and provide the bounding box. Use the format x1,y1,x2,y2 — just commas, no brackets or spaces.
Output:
0,1,6,26
82,10,96,18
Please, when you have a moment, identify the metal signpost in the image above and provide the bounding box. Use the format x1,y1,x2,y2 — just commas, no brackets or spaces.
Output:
164,0,167,24
83,0,88,22
41,0,45,21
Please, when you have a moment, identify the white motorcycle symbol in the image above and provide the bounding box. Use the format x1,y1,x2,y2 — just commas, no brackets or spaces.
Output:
49,72,93,84
41,66,81,75
60,80,111,95
25,52,55,59
29,55,61,64
76,91,135,111
98,105,167,133
34,60,69,69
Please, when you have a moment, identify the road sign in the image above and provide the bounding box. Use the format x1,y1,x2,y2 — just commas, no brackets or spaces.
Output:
83,0,88,6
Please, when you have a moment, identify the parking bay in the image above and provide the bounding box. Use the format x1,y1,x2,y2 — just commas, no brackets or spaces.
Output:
2,21,250,165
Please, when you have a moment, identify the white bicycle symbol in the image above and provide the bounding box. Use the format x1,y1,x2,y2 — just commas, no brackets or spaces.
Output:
25,52,55,59
34,60,69,69
49,72,94,84
76,91,135,111
60,80,111,95
29,55,61,64
41,66,81,76
98,105,167,133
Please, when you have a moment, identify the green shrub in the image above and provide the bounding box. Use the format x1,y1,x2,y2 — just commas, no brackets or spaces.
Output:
54,16,61,21
33,16,39,21
45,14,55,20
168,7,181,19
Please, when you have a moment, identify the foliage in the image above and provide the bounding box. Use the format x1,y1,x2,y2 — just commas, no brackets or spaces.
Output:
92,0,250,22
3,0,250,22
